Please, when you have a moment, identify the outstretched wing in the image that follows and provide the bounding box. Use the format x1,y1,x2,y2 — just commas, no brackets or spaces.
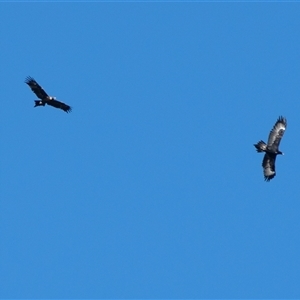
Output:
47,99,72,113
262,152,276,181
267,116,287,150
25,76,49,100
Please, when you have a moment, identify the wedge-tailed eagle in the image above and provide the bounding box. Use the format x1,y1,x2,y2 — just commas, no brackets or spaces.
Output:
25,76,72,113
254,116,287,181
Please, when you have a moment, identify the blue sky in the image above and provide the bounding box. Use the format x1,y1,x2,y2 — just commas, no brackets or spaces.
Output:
1,3,300,298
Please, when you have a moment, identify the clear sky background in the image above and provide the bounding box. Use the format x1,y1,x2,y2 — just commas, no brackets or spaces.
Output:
1,2,300,299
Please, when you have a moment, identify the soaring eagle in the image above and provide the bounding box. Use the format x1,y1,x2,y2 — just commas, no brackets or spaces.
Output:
254,116,287,181
25,76,72,113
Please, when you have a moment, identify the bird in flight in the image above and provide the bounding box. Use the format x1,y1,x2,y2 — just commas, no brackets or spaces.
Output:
254,116,287,181
25,76,72,113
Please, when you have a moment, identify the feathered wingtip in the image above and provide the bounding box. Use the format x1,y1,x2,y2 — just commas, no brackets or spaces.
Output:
25,76,35,85
34,100,45,107
254,140,267,152
64,106,72,113
276,116,287,128
264,175,274,182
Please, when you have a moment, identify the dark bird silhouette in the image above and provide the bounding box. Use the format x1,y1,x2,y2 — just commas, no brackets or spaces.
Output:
254,116,287,181
25,76,72,113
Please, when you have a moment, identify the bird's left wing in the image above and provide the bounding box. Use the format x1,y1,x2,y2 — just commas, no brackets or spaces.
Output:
47,99,72,113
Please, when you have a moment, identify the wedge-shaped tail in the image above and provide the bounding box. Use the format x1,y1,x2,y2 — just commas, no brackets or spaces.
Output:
34,100,45,107
254,140,267,152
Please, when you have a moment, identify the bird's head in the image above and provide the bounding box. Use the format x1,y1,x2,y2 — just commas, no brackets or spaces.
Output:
278,150,284,155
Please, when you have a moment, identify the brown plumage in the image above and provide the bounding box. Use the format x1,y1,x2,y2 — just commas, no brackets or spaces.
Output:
25,76,72,113
254,116,287,181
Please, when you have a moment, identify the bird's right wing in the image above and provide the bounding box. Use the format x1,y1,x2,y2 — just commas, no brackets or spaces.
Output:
267,116,287,149
25,76,49,100
262,153,276,181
